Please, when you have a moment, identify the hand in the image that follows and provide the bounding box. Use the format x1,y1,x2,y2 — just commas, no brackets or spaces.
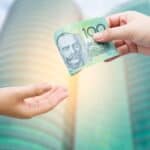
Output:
93,11,150,56
0,83,68,119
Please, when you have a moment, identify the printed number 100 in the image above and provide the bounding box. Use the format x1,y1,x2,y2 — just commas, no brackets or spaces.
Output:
82,24,105,38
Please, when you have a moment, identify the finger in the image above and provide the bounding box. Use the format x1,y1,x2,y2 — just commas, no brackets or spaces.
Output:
41,87,68,110
106,13,127,27
46,87,68,106
93,25,132,42
124,40,138,53
33,87,68,107
106,42,138,60
22,87,68,118
137,46,150,55
113,40,125,47
24,86,59,104
106,11,139,27
104,42,129,62
105,39,125,62
17,83,52,99
117,44,129,55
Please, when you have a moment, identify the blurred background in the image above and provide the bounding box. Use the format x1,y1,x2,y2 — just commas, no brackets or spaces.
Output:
0,0,149,150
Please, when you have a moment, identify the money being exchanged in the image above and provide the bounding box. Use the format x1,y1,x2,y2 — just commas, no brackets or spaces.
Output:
54,17,119,75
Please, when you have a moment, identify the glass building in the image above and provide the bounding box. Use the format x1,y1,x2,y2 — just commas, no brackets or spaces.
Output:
0,0,79,149
112,0,150,149
74,1,150,150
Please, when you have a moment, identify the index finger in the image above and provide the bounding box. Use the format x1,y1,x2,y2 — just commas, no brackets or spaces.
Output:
106,12,127,28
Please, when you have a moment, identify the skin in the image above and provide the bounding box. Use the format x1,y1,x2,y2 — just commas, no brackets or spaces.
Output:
0,83,68,119
93,11,150,56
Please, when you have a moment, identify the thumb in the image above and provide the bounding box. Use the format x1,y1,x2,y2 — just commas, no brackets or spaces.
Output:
17,83,52,99
93,25,133,42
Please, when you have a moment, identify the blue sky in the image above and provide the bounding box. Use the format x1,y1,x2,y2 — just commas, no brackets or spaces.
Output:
74,0,128,18
0,0,14,29
0,0,129,29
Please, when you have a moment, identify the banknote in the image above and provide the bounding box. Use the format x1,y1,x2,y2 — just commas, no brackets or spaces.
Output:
54,17,119,75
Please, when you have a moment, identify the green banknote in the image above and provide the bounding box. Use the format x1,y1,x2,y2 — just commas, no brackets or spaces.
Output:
54,17,119,75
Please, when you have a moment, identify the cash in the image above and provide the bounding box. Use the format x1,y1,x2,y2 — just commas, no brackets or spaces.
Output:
54,17,119,75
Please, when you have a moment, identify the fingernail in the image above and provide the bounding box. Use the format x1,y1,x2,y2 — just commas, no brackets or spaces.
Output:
93,32,104,41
